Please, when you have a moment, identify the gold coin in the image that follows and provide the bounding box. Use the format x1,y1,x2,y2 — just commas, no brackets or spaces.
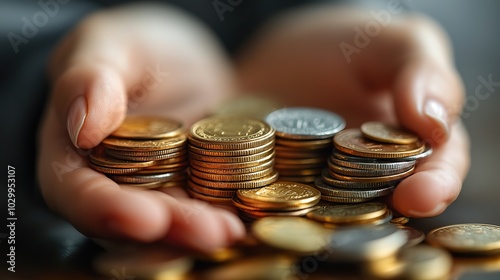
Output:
187,188,233,205
329,166,415,183
361,121,419,144
188,149,274,163
187,180,235,198
111,116,184,139
134,166,187,175
102,135,187,151
239,207,316,219
154,156,188,165
109,171,187,184
391,216,410,225
189,117,274,150
188,140,274,157
306,202,387,223
109,150,187,161
105,145,185,156
275,138,332,148
189,153,274,169
397,245,452,280
190,167,274,182
426,224,500,254
190,171,279,189
251,217,331,255
334,129,425,158
89,145,154,168
237,182,321,210
142,162,188,171
88,161,141,174
190,158,274,175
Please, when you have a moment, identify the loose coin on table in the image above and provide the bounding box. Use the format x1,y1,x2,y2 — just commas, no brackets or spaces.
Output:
427,224,500,255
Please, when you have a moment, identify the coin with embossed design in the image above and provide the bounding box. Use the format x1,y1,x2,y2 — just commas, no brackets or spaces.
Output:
265,107,345,139
306,202,387,223
237,182,321,210
111,116,184,139
361,122,418,144
189,117,274,150
426,224,500,254
334,129,425,158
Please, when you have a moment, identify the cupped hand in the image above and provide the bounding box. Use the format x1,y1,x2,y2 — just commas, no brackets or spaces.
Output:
236,5,470,217
37,4,244,252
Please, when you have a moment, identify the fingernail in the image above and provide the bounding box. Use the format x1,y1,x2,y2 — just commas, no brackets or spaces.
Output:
424,99,449,136
408,202,447,218
67,96,87,148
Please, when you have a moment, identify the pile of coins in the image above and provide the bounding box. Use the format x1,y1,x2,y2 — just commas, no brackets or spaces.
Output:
265,108,345,183
232,182,321,221
187,117,278,205
317,122,432,202
89,116,189,189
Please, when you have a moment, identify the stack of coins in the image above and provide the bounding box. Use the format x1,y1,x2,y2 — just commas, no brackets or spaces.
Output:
187,116,278,205
89,116,189,189
317,122,432,203
265,108,346,184
306,202,393,228
232,182,321,221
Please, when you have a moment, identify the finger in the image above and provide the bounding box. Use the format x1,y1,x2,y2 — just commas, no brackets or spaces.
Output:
391,16,465,144
162,197,245,253
48,15,138,149
392,122,470,217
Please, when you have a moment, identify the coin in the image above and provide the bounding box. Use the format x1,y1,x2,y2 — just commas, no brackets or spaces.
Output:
189,117,274,150
361,122,418,144
265,107,345,139
187,180,235,198
334,129,425,158
275,138,333,148
111,116,184,139
398,226,425,248
190,159,274,175
105,145,185,156
188,140,274,157
109,172,186,184
107,150,187,161
314,178,395,198
306,202,387,223
237,182,321,210
330,156,416,171
397,245,452,280
322,170,398,189
320,196,374,203
89,145,155,168
328,224,408,261
329,166,415,183
239,207,316,219
189,153,275,170
190,167,273,182
252,217,332,254
328,159,413,177
190,171,279,189
187,188,234,205
88,161,141,174
188,148,274,163
102,135,187,151
391,216,410,225
426,224,500,254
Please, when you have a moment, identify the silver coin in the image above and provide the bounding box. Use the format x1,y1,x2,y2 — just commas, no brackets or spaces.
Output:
328,224,408,261
320,195,374,203
328,159,415,177
330,156,416,171
265,107,345,139
315,177,395,198
109,171,186,183
321,170,400,189
389,144,433,161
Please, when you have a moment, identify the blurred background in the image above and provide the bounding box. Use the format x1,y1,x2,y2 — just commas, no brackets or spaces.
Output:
0,0,499,279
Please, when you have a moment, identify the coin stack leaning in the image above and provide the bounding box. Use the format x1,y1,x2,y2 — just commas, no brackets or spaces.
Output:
187,116,278,205
317,122,432,203
89,116,189,189
265,108,346,184
232,182,321,221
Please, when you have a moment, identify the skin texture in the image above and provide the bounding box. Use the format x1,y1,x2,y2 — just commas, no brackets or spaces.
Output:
37,3,470,251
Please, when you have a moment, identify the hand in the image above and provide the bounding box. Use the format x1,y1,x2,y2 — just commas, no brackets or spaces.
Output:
236,5,470,217
37,4,244,252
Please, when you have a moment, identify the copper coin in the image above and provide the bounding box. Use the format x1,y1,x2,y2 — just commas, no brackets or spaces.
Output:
361,122,418,144
111,116,184,139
